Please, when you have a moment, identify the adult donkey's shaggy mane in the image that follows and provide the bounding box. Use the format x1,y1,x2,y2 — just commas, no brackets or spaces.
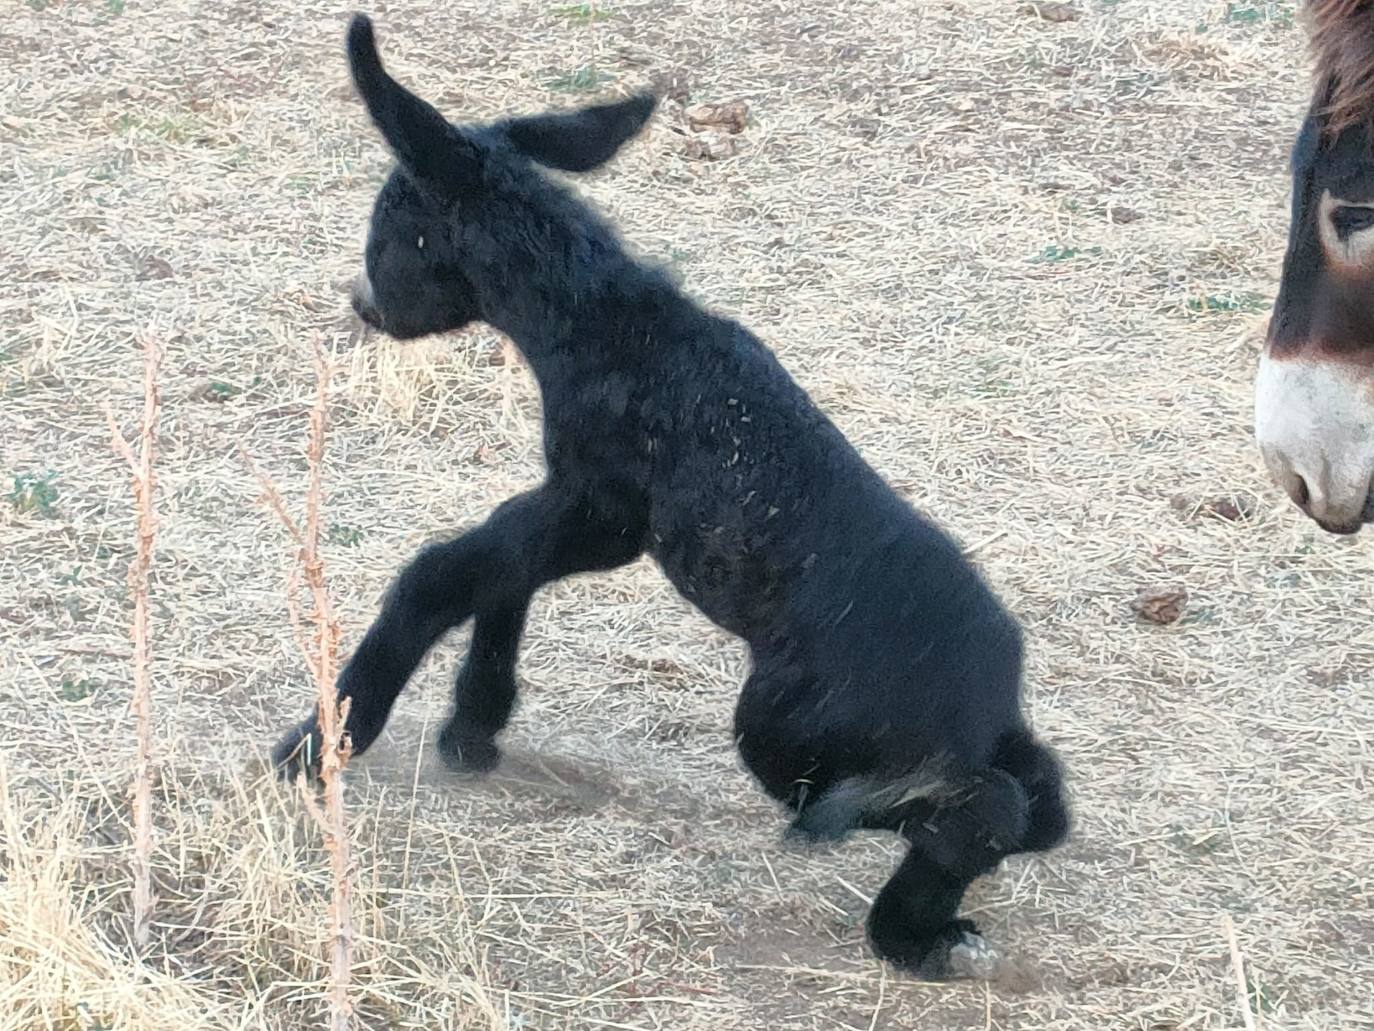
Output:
1311,0,1374,134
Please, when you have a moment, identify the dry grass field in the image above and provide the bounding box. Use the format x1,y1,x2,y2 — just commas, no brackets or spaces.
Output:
3,0,1372,1027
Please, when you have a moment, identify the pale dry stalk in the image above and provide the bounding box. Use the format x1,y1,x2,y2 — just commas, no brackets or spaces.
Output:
303,342,355,1031
1223,913,1261,1031
104,332,162,952
246,337,354,1030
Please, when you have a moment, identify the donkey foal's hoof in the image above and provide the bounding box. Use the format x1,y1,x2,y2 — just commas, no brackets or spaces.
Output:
944,931,1002,981
270,717,323,783
437,729,501,775
870,917,1003,981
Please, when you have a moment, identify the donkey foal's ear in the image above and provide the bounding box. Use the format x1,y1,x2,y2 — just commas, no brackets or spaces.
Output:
347,13,483,193
500,93,657,173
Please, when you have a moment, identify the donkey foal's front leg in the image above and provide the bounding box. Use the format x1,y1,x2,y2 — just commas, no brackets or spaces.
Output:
272,488,566,779
439,495,648,773
437,602,528,774
271,484,645,780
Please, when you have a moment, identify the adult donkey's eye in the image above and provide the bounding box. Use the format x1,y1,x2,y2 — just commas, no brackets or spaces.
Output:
1330,205,1374,241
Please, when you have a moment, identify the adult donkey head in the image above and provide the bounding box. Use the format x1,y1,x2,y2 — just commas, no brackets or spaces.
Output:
1255,1,1374,535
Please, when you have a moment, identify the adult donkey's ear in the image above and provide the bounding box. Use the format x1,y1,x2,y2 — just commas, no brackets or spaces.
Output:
498,94,657,173
347,14,484,194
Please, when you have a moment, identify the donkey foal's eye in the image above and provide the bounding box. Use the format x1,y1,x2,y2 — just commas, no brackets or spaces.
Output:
1331,206,1374,241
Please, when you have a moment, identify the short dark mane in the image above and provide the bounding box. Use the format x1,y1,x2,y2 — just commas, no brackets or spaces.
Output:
1311,0,1374,135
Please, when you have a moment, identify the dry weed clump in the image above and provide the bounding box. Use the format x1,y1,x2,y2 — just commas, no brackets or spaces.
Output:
247,339,355,1030
0,766,212,1031
0,758,509,1029
105,332,162,952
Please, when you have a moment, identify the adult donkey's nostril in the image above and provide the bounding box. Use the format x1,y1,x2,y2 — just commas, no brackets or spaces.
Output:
1292,474,1310,509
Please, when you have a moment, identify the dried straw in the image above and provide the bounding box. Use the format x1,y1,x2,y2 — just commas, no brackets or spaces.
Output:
2,0,1373,1027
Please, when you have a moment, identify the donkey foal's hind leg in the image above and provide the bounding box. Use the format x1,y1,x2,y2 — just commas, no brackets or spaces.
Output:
866,850,1003,980
865,768,1029,980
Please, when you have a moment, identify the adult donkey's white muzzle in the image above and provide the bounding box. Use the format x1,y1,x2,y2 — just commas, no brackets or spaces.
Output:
1254,353,1374,534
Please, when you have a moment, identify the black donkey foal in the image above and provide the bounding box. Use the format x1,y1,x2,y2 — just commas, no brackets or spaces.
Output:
274,13,1071,980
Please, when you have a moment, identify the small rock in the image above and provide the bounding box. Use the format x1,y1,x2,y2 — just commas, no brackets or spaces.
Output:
1109,204,1143,224
1131,585,1188,626
685,100,749,134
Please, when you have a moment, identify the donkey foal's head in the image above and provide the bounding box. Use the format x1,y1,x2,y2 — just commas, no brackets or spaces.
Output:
345,14,656,341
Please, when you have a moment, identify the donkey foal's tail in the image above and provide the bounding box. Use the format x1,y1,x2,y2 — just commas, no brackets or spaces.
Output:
790,730,1069,860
